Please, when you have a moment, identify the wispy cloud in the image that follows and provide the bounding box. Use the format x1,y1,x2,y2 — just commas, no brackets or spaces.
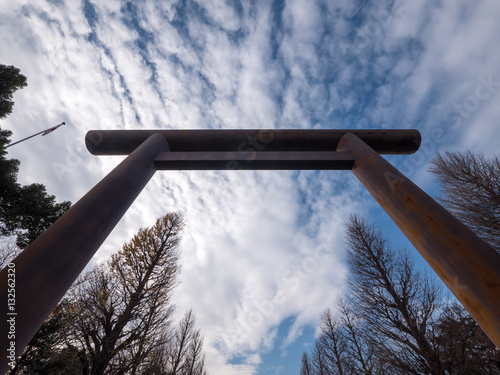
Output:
1,0,499,373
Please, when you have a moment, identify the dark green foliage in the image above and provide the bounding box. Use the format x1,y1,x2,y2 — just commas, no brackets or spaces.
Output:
0,64,70,248
0,129,19,192
0,129,71,248
0,181,72,248
8,300,82,375
0,64,27,119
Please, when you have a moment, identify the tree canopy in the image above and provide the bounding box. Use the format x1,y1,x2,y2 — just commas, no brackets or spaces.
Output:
0,128,71,248
429,150,500,252
10,213,209,375
0,64,27,119
65,213,184,374
302,149,500,374
301,215,500,375
0,64,71,249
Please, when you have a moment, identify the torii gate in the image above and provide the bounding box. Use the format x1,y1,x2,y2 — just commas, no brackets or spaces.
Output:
1,129,499,371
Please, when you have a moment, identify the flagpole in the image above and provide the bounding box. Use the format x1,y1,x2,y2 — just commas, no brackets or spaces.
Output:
5,122,66,149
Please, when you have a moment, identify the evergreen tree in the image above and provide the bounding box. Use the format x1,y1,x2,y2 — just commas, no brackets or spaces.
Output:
0,129,71,249
0,64,70,249
0,64,27,119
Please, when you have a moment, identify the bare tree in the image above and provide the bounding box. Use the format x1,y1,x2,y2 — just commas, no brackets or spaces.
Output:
0,239,20,270
300,214,500,375
336,299,378,375
64,213,183,375
311,340,328,375
317,309,348,375
183,325,206,375
345,215,443,375
300,352,312,375
302,311,344,375
143,309,207,375
435,303,500,374
306,303,384,375
8,212,211,375
165,309,207,375
429,150,500,252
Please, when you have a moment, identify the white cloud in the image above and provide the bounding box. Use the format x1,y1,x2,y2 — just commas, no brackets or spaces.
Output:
195,0,241,32
2,0,500,374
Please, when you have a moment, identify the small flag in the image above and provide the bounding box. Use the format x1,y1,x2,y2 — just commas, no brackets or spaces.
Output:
42,122,65,136
5,122,67,148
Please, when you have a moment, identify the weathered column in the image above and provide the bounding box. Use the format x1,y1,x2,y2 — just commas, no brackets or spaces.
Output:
338,132,500,348
0,133,169,372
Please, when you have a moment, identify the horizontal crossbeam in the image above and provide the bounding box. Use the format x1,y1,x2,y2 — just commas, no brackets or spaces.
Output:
86,129,421,156
153,151,355,170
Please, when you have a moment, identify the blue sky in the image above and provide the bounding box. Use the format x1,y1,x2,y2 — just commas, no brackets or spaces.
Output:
1,0,500,373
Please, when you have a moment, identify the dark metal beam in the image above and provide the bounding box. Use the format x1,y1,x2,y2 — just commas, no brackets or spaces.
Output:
153,151,355,170
86,129,421,155
337,132,500,349
0,134,169,373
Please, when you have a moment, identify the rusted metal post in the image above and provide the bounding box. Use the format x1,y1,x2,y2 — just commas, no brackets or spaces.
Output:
337,132,500,348
0,133,169,372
